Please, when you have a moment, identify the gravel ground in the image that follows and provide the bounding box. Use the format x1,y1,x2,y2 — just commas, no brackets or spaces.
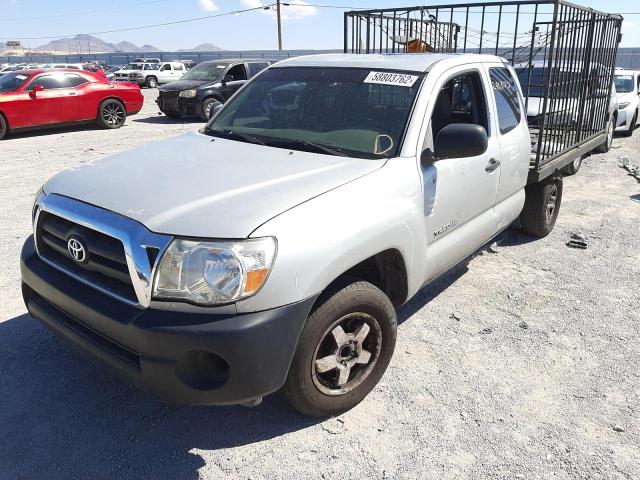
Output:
1,88,639,480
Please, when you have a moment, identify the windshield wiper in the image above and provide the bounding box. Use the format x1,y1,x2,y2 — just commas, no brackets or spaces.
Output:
278,139,349,157
206,129,266,146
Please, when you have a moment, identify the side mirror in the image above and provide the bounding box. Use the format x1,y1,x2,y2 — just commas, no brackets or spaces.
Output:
431,124,488,162
223,75,234,84
29,84,44,98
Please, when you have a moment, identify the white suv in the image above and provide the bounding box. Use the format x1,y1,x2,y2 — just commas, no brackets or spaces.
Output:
156,62,187,85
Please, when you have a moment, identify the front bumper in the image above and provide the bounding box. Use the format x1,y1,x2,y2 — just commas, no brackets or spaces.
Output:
615,108,632,131
21,236,316,406
156,92,203,117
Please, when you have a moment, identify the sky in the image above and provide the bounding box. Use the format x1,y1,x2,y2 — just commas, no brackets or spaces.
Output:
0,0,638,51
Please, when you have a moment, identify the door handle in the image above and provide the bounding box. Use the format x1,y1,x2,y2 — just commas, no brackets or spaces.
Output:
485,158,500,172
69,92,77,95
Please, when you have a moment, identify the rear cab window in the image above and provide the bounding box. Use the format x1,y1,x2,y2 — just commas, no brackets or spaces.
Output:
489,67,523,135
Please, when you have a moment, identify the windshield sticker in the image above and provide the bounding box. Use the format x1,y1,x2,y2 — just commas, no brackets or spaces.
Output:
364,71,419,87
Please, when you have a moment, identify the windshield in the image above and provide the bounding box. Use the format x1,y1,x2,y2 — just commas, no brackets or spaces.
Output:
517,67,583,98
0,72,30,93
614,75,634,93
206,67,424,159
181,62,228,82
125,64,144,70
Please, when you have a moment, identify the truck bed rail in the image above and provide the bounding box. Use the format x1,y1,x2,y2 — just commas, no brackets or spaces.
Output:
344,1,623,180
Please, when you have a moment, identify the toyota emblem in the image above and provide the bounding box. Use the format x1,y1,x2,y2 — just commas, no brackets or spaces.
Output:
67,236,88,263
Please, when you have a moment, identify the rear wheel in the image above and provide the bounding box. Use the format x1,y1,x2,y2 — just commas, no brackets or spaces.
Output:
520,177,563,237
0,114,7,140
284,280,397,417
98,99,127,129
146,76,158,88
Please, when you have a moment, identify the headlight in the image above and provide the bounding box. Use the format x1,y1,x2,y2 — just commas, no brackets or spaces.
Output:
179,89,197,98
153,237,276,305
619,102,630,110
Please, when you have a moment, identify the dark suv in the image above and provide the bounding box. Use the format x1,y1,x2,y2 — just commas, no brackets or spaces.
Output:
156,59,273,120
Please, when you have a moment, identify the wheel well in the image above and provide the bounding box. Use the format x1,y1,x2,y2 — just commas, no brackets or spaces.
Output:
324,249,408,307
0,110,7,128
96,97,125,117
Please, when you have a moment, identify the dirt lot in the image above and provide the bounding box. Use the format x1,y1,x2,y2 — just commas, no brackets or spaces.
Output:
1,88,639,480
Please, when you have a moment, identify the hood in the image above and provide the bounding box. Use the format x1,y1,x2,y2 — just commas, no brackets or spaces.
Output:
159,79,216,92
43,131,385,238
616,91,637,105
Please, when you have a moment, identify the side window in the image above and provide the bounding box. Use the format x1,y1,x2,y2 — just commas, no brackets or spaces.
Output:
65,74,89,87
226,64,247,81
160,64,172,71
428,71,488,146
26,75,66,90
490,67,522,135
248,62,270,77
174,64,184,71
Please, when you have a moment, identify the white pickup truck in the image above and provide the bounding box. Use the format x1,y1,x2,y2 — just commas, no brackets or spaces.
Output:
21,53,597,416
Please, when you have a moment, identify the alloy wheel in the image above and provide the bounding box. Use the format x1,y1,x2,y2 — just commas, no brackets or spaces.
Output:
102,102,124,127
311,312,382,396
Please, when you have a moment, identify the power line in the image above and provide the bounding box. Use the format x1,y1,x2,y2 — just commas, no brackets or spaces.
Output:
0,5,270,40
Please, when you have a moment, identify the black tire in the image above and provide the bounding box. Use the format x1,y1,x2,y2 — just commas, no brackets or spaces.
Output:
621,111,637,137
0,114,7,140
200,98,222,122
284,280,397,417
520,177,563,237
594,118,614,154
98,99,127,129
145,76,158,88
562,154,585,176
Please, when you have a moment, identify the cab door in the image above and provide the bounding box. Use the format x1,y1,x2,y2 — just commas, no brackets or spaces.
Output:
158,63,174,84
420,66,502,277
219,63,248,100
485,65,530,229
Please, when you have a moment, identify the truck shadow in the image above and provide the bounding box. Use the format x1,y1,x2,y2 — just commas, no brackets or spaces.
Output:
132,115,204,125
1,229,530,478
0,313,320,479
397,227,536,324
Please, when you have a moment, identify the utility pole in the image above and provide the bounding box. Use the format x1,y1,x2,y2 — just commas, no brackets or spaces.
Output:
276,0,283,50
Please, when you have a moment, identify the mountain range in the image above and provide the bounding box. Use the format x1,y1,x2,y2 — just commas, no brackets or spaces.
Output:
0,34,222,53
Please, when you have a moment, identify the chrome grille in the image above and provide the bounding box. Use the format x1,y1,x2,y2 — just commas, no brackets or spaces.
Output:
36,211,137,302
34,194,172,308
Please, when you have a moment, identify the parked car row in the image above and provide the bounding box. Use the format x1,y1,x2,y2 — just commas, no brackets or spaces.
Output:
0,68,143,140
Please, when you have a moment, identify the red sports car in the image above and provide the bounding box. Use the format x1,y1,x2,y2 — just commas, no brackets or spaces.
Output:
0,69,144,140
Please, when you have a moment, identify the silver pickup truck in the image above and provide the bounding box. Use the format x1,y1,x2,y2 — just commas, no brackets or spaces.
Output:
20,53,595,416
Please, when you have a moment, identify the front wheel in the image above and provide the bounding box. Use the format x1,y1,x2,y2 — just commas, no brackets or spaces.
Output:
98,99,127,129
284,280,397,417
622,111,637,137
562,154,585,176
200,98,222,122
145,76,158,88
520,177,563,237
0,114,7,140
594,118,614,154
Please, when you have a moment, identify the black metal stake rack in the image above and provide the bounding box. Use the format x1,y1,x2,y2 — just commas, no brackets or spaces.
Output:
344,1,623,182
